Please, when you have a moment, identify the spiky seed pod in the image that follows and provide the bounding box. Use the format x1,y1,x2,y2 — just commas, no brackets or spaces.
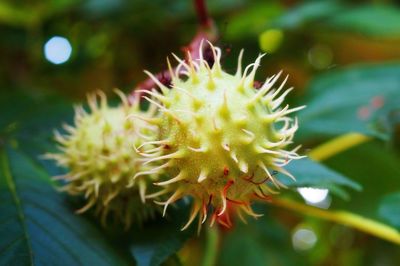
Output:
46,90,161,229
136,42,306,232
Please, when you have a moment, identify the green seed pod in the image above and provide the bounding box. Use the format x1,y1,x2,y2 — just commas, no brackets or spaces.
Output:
136,42,306,232
46,90,160,228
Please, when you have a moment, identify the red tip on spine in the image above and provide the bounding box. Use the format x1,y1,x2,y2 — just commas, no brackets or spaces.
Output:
223,165,229,176
226,198,249,205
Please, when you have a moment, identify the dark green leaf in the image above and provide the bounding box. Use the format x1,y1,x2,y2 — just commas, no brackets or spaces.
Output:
271,2,400,37
0,90,135,265
272,1,344,30
130,206,195,266
325,5,400,37
226,3,284,40
324,140,400,224
0,144,133,265
297,63,400,140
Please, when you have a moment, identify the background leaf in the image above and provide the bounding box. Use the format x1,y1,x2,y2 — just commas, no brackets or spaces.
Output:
0,144,133,265
277,157,361,200
272,2,400,37
271,1,344,30
130,206,195,266
323,140,400,225
324,5,400,37
218,204,308,266
0,90,136,265
379,192,400,230
297,64,400,140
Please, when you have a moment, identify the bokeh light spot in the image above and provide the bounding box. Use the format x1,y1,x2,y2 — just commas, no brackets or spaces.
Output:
371,95,385,109
357,106,371,120
308,44,333,69
297,187,329,204
292,228,317,251
44,36,72,64
259,29,283,53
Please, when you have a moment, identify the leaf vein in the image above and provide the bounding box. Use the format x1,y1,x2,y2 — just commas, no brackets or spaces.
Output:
0,234,25,258
27,216,83,266
0,147,34,265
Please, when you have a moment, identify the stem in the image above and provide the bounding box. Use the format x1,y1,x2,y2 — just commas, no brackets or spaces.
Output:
272,197,400,245
308,133,372,162
202,226,219,266
194,0,211,27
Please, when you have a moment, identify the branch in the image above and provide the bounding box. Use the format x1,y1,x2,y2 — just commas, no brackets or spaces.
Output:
272,197,400,245
194,0,212,27
129,0,217,103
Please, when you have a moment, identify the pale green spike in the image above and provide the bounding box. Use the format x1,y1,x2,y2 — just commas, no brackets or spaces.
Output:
233,111,248,127
270,75,289,100
235,49,244,78
284,105,307,116
240,128,255,144
211,111,220,132
204,63,215,90
143,96,181,124
173,86,202,108
248,71,282,107
137,89,169,105
166,56,176,83
245,54,265,88
239,161,248,173
198,39,206,70
271,87,294,110
96,90,108,109
262,105,289,123
219,90,230,118
154,171,186,186
143,70,169,95
207,40,222,77
127,114,161,125
198,169,209,182
186,51,199,84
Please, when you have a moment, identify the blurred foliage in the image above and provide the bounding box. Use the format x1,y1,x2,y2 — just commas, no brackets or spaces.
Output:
1,0,400,265
297,63,400,141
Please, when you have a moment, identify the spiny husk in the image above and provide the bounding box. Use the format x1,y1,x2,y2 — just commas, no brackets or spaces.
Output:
46,90,161,229
136,41,305,232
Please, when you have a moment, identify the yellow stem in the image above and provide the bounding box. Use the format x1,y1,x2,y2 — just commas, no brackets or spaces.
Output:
272,198,400,245
308,133,372,162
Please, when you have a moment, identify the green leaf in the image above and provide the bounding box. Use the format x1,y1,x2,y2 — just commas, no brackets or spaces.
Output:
297,63,400,140
271,2,400,37
272,1,344,30
324,140,400,224
0,90,135,265
277,158,362,200
0,144,133,265
325,5,400,37
379,192,400,230
130,206,195,266
226,3,284,40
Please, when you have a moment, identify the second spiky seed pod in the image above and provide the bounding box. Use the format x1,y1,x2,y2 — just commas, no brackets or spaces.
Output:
46,91,161,228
